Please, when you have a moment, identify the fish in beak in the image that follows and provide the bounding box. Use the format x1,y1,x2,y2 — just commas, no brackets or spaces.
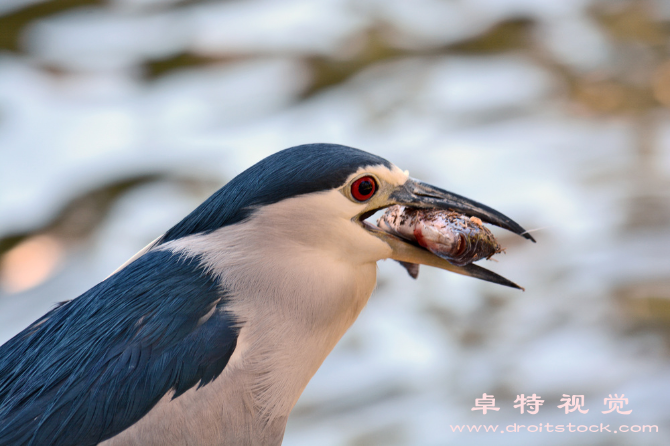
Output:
365,178,534,290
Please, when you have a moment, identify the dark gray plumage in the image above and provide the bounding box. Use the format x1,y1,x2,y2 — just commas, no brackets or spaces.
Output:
0,143,531,445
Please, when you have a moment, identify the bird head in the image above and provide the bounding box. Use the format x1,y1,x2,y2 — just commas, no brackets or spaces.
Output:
159,143,533,288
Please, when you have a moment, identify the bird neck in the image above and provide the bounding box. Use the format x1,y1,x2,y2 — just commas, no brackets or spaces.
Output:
155,215,380,443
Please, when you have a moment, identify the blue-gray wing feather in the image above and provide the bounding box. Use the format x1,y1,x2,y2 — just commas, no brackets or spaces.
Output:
0,250,239,446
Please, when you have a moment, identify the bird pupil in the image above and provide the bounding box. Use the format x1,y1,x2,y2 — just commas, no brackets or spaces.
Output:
358,180,373,196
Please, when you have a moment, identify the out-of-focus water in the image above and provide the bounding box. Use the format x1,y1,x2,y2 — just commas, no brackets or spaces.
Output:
1,1,670,445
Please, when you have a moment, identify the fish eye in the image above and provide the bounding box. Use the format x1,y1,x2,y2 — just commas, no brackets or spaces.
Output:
351,176,377,202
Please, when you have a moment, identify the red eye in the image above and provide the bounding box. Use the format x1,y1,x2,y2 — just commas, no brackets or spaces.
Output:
351,176,377,201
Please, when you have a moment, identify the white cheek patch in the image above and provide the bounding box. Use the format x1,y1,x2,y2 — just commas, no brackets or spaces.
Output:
347,164,409,189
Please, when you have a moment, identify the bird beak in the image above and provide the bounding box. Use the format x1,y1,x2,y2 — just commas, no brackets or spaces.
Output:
365,178,534,290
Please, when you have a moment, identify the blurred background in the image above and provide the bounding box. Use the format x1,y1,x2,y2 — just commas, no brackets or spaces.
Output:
1,0,670,444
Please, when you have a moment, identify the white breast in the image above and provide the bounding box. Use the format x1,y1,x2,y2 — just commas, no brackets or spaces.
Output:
103,190,387,445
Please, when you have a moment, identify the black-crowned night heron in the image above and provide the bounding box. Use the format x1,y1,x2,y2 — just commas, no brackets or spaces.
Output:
0,144,533,446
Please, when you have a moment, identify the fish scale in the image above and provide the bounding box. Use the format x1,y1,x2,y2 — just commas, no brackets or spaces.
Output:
377,205,503,267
